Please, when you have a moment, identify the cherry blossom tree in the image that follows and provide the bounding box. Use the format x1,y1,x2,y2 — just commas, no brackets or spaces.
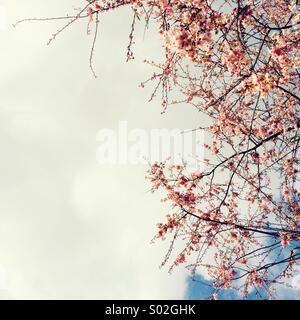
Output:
16,0,300,299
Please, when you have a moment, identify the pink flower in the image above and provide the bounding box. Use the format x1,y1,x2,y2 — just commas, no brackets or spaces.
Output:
212,293,218,300
87,7,93,23
94,1,101,10
273,48,283,56
282,186,290,200
192,170,202,179
176,253,186,264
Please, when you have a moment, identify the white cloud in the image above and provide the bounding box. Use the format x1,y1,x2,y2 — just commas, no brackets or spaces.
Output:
0,0,202,299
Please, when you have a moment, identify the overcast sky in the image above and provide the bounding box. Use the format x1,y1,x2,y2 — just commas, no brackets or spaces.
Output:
0,1,207,299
